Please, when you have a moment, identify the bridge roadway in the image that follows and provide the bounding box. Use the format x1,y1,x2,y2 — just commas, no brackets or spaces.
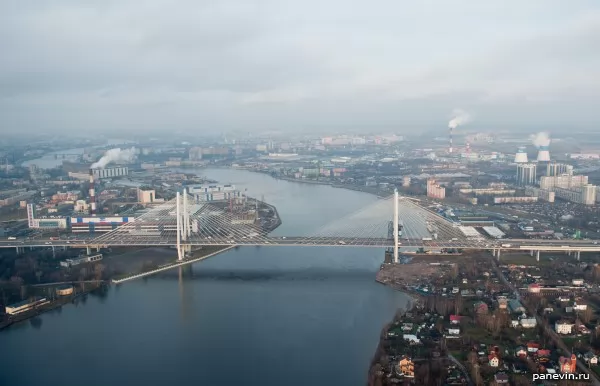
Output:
2,236,600,252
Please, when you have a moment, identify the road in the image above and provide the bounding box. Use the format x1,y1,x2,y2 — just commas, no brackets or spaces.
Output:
2,236,600,251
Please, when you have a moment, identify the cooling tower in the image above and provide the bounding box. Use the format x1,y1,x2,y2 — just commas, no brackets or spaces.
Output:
537,145,551,162
514,147,528,163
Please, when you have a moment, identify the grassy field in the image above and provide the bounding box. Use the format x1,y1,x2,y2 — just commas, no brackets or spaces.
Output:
498,253,553,266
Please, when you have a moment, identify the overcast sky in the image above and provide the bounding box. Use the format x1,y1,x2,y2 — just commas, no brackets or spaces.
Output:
1,0,600,135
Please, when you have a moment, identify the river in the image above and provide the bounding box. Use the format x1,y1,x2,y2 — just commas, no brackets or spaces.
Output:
0,168,409,386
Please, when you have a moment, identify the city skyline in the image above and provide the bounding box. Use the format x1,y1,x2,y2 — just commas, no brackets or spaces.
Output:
1,0,600,133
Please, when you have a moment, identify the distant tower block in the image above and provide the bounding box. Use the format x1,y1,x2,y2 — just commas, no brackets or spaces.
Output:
537,145,551,162
402,176,411,187
514,147,529,163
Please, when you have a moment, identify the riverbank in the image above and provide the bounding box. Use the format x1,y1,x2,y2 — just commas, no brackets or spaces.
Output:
0,282,107,331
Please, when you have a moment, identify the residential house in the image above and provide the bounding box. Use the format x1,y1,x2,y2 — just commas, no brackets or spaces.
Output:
543,307,554,313
498,298,508,309
488,353,500,367
520,317,537,328
559,354,577,373
584,351,598,366
473,301,488,314
509,299,526,314
403,334,421,344
536,349,551,363
558,296,570,302
555,321,575,335
528,283,541,293
572,278,584,286
494,373,509,384
527,342,540,353
447,327,460,336
565,306,574,313
511,320,520,328
574,302,588,311
515,346,527,358
578,324,591,335
449,315,461,324
398,356,415,378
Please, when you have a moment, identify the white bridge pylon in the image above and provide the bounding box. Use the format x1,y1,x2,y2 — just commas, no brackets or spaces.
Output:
90,190,478,251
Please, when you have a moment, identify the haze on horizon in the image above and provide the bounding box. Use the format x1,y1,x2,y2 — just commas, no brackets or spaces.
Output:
1,0,599,135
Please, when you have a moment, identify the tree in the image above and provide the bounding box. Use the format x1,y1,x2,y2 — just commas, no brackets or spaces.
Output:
580,308,593,324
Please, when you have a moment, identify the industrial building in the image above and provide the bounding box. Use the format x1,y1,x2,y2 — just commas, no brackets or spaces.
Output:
539,174,588,190
0,189,37,207
482,226,505,239
70,216,134,233
459,188,516,196
4,297,49,315
92,167,129,180
516,163,537,186
525,187,556,203
188,184,241,202
426,179,446,199
554,185,597,205
546,162,573,177
27,203,69,229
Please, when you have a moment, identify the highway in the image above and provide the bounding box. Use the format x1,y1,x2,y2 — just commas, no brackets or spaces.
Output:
3,236,600,251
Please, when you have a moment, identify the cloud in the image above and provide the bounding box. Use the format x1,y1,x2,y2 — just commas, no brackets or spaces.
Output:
1,0,600,133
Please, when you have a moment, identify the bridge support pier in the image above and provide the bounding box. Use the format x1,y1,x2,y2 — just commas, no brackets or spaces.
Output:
86,246,91,255
576,251,581,261
52,246,56,258
496,249,501,260
530,250,534,257
536,250,540,262
15,246,22,255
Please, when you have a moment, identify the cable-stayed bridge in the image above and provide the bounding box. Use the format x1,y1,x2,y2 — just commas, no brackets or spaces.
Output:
3,190,600,261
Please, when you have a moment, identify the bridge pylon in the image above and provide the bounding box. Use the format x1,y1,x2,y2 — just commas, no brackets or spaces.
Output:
393,188,399,263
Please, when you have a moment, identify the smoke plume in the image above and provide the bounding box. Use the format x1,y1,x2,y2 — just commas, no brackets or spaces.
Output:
530,132,551,148
91,147,136,169
448,109,472,129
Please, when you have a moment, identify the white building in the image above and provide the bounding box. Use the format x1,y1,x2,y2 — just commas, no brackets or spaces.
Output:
137,188,156,204
525,186,556,203
92,167,129,180
60,254,103,268
516,163,537,186
555,321,575,335
572,279,584,286
540,174,588,190
554,185,597,205
520,318,537,328
188,184,241,202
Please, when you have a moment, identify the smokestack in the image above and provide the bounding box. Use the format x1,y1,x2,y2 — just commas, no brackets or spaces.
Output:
89,169,97,216
447,109,471,154
514,147,529,163
537,146,551,162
